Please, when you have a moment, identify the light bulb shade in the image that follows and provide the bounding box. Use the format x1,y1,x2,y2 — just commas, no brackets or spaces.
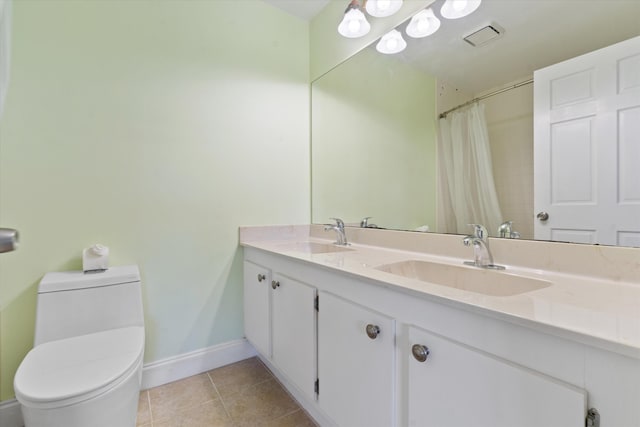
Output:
338,7,371,38
440,0,481,19
365,0,403,18
406,8,440,38
376,29,407,54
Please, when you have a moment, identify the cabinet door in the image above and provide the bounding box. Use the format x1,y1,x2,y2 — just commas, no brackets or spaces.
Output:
407,325,586,427
318,291,395,427
272,273,317,399
243,261,271,357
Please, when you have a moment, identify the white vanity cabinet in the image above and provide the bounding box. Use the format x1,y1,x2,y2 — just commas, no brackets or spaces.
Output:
243,260,271,357
317,291,395,427
271,273,317,399
406,325,586,427
243,246,636,427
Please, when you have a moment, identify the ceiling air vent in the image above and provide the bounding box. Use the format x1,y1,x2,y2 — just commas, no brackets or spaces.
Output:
464,24,504,47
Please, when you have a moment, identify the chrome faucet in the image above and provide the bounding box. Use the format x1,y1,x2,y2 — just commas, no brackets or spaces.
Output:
463,224,505,270
360,217,378,228
498,221,521,239
324,217,348,246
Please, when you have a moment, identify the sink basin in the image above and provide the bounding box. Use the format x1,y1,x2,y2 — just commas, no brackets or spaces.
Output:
375,260,551,297
276,242,354,254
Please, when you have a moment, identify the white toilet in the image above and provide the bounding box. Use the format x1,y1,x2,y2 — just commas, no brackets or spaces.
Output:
14,265,145,427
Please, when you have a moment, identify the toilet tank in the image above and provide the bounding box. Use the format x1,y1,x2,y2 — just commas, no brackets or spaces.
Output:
34,265,144,346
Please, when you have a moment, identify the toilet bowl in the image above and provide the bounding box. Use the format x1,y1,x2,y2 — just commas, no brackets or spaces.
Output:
14,265,145,427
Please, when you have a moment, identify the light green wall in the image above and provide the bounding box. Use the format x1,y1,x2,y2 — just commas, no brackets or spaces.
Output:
312,48,437,230
0,0,309,400
310,0,433,80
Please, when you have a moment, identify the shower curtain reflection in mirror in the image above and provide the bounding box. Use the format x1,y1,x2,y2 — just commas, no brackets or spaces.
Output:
438,103,504,237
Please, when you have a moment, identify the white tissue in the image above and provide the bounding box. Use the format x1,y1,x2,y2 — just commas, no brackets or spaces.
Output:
83,244,109,272
415,225,430,232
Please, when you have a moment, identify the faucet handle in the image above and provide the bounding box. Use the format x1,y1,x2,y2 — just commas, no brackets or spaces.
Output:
329,218,345,229
468,224,488,241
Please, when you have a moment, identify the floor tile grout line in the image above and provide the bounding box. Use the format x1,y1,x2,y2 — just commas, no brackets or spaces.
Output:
147,374,221,425
207,371,233,420
145,390,154,426
271,408,303,423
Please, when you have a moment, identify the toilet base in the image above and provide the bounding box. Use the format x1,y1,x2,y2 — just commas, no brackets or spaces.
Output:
20,362,142,427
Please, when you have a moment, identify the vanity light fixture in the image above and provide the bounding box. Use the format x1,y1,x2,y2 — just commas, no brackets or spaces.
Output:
440,0,481,19
406,8,440,38
365,0,403,18
376,29,407,54
338,0,371,38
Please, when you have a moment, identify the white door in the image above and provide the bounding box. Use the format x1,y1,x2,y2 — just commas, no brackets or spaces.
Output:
407,325,586,427
243,261,271,357
271,273,317,399
317,291,395,427
534,35,640,246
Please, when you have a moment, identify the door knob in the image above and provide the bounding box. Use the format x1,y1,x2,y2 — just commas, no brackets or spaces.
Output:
271,280,280,290
257,274,266,282
536,211,549,221
412,344,430,362
365,324,381,339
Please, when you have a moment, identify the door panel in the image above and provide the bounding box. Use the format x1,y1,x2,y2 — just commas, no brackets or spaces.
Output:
243,261,271,357
271,273,316,399
318,291,395,427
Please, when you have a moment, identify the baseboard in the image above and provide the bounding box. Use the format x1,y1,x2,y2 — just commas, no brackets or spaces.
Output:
0,398,23,427
0,338,256,427
141,338,256,390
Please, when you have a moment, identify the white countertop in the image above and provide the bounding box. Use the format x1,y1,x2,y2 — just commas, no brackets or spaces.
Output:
240,225,640,359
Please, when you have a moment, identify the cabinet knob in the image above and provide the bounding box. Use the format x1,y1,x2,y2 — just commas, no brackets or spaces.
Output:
412,344,430,362
271,280,280,290
365,324,381,339
257,274,266,282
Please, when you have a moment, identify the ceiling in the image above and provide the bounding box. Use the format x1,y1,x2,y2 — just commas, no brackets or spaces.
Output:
264,0,640,94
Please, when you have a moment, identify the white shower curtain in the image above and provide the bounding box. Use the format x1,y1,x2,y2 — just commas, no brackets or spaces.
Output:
437,103,503,236
0,0,11,119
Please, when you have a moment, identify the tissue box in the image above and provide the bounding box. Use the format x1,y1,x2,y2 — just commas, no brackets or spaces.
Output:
83,244,109,273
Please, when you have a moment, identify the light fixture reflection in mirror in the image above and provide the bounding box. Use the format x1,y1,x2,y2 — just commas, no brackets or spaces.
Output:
338,0,371,38
440,0,482,19
406,8,441,38
365,0,403,18
376,29,407,54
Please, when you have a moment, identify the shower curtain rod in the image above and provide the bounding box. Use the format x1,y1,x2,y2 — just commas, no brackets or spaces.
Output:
439,78,534,119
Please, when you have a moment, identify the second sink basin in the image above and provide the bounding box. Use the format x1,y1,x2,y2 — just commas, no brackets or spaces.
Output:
276,242,354,254
375,260,551,297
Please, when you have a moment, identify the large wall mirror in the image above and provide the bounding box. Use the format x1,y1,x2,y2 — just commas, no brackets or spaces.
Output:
311,0,640,247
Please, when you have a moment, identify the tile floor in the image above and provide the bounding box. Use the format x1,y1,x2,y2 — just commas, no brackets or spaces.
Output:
136,357,318,427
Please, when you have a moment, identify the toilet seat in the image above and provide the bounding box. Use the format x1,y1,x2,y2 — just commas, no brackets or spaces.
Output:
14,326,144,410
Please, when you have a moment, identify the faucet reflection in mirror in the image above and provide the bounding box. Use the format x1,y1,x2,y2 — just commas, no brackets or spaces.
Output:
498,221,520,239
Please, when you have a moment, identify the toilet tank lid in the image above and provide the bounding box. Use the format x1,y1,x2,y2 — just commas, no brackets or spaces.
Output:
39,265,140,293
